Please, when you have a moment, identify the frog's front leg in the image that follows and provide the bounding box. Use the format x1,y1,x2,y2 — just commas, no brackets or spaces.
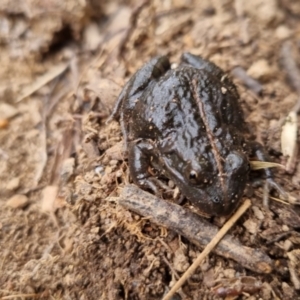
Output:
128,139,164,194
249,141,287,200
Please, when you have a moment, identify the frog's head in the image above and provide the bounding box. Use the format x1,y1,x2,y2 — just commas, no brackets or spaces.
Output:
163,150,250,216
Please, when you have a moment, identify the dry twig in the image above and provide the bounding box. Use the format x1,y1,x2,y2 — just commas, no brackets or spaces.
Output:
16,62,69,102
231,66,263,95
281,42,300,97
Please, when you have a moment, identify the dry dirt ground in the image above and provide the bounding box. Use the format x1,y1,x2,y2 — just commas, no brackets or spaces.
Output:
1,0,300,299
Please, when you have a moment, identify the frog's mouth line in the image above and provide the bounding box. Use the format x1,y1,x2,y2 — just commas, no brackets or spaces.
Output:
191,78,226,197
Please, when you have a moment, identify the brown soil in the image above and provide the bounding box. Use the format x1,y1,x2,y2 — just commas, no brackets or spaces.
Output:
1,1,300,299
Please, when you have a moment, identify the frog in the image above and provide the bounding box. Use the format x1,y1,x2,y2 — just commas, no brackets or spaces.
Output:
108,52,285,216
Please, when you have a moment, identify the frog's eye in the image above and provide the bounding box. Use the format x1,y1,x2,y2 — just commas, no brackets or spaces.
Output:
186,162,208,185
213,196,221,204
189,170,198,183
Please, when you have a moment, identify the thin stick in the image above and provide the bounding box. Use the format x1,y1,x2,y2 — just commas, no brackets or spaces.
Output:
162,199,252,300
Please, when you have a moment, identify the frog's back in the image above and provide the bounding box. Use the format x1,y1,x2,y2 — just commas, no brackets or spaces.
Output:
126,65,247,144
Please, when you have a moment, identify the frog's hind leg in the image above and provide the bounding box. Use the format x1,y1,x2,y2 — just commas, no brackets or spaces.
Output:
128,139,163,195
181,52,225,79
125,55,171,99
107,55,171,124
108,56,171,150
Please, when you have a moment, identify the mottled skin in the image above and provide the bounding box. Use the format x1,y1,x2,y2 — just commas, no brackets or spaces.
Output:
109,53,282,216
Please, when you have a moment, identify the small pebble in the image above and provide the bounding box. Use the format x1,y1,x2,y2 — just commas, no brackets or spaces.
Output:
283,239,293,251
252,206,264,220
6,177,20,191
6,194,29,209
60,158,75,182
282,225,289,232
168,180,175,189
275,25,291,40
173,249,190,272
247,59,273,81
115,170,123,177
243,219,258,234
91,227,100,234
109,160,118,166
95,165,104,176
0,119,9,129
0,103,18,119
223,268,235,278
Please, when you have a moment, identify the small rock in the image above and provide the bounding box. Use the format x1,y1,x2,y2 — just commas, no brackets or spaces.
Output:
6,194,28,208
91,227,100,234
223,268,235,278
168,180,175,189
94,165,105,176
41,185,58,212
115,170,123,177
247,59,273,81
173,249,190,272
221,87,227,94
252,206,264,220
243,219,258,234
0,103,18,119
109,159,118,166
0,119,9,129
275,25,292,40
283,239,293,251
173,187,180,200
83,22,102,51
60,158,75,183
6,177,20,191
282,225,290,232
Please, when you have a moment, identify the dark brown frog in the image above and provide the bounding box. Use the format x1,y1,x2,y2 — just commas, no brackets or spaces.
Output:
109,52,284,216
